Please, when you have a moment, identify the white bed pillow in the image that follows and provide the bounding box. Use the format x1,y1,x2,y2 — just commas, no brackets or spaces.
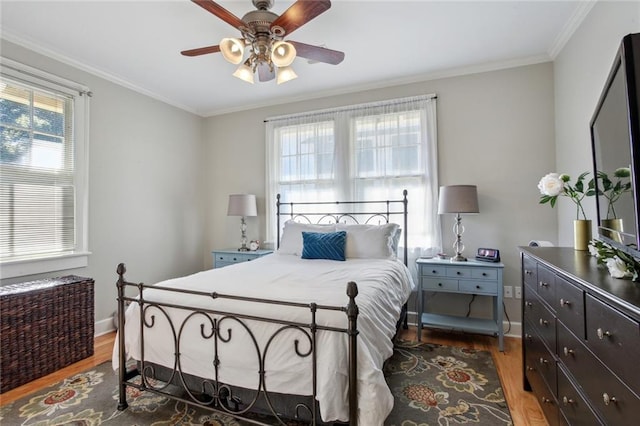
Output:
277,220,337,256
336,223,401,259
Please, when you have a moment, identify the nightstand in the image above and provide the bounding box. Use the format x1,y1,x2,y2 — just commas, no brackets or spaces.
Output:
416,257,504,351
212,249,273,269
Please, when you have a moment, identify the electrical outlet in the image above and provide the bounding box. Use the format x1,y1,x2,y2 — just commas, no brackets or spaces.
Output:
504,286,513,298
515,286,522,299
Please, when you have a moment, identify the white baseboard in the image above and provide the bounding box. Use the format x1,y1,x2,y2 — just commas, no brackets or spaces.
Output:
95,317,115,337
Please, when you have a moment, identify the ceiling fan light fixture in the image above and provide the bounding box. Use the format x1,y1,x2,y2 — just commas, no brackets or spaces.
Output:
220,37,245,65
233,60,255,84
271,40,296,67
276,65,297,84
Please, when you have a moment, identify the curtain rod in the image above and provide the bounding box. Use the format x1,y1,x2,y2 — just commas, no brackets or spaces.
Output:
264,93,437,123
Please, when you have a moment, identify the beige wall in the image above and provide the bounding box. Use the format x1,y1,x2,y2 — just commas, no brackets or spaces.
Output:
0,40,206,328
554,1,640,243
204,62,557,329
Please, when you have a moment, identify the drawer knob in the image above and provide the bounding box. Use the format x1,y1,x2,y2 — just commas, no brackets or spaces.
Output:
525,269,533,276
539,318,549,326
525,334,533,341
476,285,481,289
562,396,575,405
602,393,617,406
526,366,535,372
525,301,533,308
233,257,237,261
597,328,611,340
538,357,549,365
563,347,574,357
539,281,549,288
541,397,552,404
438,282,443,287
432,270,437,274
456,271,461,275
482,272,487,276
560,298,571,307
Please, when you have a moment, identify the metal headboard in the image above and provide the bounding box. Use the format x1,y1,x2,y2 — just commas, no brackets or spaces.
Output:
276,190,409,266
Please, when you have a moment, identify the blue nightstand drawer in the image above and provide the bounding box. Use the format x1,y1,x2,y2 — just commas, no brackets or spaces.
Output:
212,249,273,269
420,265,447,277
446,267,472,279
422,278,458,292
471,268,498,280
459,280,498,295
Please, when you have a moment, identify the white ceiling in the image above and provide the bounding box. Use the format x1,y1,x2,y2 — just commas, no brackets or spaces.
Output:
0,1,592,117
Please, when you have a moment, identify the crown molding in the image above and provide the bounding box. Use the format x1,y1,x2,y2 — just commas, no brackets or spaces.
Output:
1,30,201,116
548,0,597,59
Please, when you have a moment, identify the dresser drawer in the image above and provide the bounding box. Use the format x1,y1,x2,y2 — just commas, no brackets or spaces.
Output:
458,280,497,295
525,349,561,426
558,320,640,425
526,323,557,394
522,255,538,288
523,288,542,329
586,294,640,396
555,276,585,339
537,264,557,311
557,364,604,425
422,278,458,292
215,252,252,263
533,299,557,353
420,264,447,277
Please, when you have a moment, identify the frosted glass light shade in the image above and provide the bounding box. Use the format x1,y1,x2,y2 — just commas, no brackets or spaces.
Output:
271,41,296,67
220,38,244,65
227,194,257,217
232,62,255,84
276,65,298,85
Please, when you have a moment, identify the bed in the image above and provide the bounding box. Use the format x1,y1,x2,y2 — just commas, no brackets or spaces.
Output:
113,191,413,425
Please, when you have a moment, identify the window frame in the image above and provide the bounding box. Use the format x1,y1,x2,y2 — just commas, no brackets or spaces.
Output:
0,58,90,279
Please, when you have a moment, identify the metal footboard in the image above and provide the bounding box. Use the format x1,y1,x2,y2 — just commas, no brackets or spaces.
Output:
116,263,359,425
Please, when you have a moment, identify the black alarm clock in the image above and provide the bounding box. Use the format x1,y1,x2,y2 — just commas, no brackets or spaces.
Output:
475,248,500,262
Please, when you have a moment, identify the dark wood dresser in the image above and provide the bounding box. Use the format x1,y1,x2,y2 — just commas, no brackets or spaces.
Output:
520,247,640,425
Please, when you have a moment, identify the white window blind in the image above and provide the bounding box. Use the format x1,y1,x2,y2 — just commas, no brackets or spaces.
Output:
1,58,90,277
266,95,441,259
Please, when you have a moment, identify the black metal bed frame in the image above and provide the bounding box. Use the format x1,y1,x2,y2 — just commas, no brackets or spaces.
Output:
116,190,409,425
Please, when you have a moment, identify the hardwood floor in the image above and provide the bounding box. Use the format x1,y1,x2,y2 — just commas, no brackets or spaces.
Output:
1,329,548,425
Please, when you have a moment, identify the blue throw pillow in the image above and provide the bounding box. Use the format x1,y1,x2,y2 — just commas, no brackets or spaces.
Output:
301,231,347,261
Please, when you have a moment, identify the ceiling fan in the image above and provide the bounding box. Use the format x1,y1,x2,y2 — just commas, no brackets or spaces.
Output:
181,0,345,84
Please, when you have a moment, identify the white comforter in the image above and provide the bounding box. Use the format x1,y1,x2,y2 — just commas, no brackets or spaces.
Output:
112,254,414,425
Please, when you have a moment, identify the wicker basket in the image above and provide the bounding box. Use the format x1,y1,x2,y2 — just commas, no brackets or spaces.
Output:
0,275,94,393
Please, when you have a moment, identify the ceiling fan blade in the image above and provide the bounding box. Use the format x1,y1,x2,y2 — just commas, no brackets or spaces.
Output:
271,0,331,36
289,41,344,65
181,45,221,56
191,0,246,30
258,63,275,82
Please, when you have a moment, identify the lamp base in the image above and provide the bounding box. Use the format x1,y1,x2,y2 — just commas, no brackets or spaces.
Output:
237,246,250,252
450,254,467,262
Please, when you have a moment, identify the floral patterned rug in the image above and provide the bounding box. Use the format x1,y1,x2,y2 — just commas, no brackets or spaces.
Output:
0,341,512,425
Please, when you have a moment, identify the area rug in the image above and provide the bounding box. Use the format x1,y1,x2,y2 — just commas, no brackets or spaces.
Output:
0,341,512,425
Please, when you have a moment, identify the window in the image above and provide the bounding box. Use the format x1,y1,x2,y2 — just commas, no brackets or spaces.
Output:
266,95,441,256
1,59,90,278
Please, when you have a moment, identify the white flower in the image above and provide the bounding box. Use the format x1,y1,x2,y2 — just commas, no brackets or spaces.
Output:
605,256,632,279
588,244,599,257
538,173,564,197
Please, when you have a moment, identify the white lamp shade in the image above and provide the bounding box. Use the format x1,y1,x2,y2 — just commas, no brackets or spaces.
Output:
437,185,479,214
220,38,245,65
232,62,255,84
271,41,296,67
276,65,298,85
227,194,257,217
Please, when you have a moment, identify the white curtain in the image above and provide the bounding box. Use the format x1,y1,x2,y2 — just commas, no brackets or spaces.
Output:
265,95,441,271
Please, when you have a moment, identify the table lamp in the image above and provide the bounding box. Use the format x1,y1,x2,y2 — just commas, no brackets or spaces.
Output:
227,194,257,251
437,185,479,261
